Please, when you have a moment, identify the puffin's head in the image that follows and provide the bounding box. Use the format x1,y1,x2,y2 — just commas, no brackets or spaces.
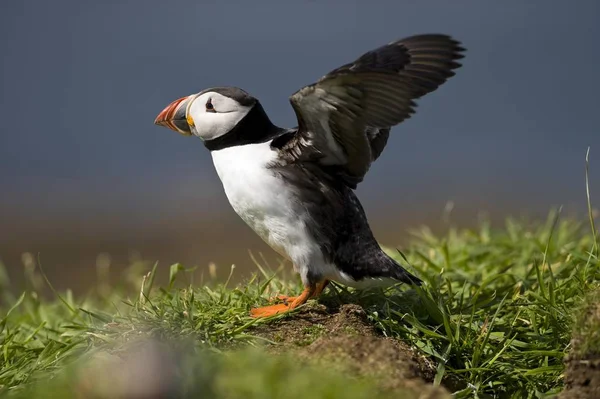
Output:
154,87,257,140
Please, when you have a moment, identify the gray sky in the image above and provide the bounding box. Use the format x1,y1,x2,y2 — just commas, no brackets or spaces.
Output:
1,1,600,285
2,1,599,209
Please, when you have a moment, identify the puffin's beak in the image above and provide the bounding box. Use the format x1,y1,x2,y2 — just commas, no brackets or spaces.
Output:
154,96,194,136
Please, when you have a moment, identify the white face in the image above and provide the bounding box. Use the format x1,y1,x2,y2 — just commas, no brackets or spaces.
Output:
186,92,253,141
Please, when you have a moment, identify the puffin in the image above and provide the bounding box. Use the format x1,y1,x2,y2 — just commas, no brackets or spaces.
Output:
154,34,465,318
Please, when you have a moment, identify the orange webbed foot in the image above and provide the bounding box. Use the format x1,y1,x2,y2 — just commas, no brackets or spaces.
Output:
250,303,291,318
266,280,329,305
251,284,319,318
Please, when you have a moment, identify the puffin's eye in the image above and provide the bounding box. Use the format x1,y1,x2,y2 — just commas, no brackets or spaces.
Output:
206,99,216,113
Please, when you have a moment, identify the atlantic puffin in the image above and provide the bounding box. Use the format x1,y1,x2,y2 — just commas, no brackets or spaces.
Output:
154,34,464,318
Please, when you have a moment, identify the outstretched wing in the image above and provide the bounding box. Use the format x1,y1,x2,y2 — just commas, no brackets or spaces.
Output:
281,34,464,188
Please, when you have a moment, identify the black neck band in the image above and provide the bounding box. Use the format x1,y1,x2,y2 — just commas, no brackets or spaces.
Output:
203,102,279,151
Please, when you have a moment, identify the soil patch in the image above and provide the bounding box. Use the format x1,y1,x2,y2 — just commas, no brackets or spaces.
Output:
560,297,600,399
253,302,449,398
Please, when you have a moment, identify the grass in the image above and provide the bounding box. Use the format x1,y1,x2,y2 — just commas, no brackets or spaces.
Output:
380,213,599,397
1,212,599,398
570,288,600,358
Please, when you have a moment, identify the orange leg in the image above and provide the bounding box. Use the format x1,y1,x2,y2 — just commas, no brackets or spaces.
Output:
251,281,328,318
268,280,329,305
313,280,329,297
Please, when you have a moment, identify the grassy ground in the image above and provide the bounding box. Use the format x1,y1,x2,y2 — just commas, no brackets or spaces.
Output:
1,211,600,398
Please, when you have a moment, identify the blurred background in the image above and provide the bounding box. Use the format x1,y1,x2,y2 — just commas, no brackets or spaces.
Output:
1,0,599,292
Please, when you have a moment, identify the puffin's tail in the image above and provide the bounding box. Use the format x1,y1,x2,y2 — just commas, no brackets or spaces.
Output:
382,252,423,286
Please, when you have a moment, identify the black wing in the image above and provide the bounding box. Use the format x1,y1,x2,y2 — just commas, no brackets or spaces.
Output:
282,34,465,188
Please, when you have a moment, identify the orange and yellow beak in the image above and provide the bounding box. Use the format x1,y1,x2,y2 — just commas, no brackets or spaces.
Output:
154,96,194,136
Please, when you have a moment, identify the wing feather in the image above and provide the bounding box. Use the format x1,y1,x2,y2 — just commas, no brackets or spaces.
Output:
283,34,465,187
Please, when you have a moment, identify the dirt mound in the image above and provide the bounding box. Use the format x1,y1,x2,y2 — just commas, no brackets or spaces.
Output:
254,303,449,398
561,357,600,399
560,296,600,399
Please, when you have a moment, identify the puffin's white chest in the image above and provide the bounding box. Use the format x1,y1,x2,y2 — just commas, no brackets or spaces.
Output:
210,142,307,259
